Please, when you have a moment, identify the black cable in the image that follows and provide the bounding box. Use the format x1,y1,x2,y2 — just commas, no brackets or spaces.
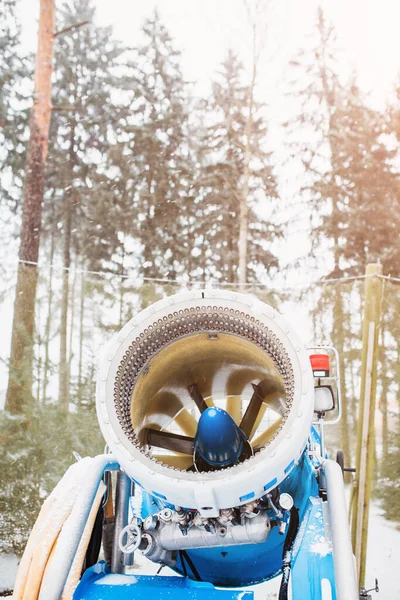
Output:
283,506,299,555
278,507,299,600
179,550,188,577
180,550,202,581
82,504,104,573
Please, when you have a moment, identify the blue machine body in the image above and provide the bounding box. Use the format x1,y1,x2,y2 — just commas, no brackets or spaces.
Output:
73,428,337,600
74,562,253,600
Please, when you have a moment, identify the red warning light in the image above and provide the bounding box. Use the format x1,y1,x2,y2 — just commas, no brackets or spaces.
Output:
310,354,330,376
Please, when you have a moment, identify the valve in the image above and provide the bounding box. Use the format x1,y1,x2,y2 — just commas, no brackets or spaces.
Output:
359,579,379,599
119,521,142,554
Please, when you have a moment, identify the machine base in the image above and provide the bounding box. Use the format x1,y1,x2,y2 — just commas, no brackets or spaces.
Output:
74,562,254,600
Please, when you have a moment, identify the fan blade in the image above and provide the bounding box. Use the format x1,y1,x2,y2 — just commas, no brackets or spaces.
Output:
188,383,209,413
248,402,268,440
239,379,285,439
136,391,197,437
144,428,195,455
140,391,186,431
174,408,198,437
225,368,267,424
225,396,242,425
251,417,283,448
153,453,194,469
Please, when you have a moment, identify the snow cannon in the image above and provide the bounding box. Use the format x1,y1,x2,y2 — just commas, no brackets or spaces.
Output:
13,290,360,600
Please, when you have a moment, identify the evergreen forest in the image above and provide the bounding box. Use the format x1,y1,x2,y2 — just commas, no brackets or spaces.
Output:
0,0,399,560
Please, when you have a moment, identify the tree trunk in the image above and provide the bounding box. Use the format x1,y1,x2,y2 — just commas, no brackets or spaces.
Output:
6,0,56,414
35,299,42,404
379,325,389,460
59,190,72,410
238,58,256,290
119,239,126,328
59,117,76,409
42,213,56,403
78,265,85,401
68,262,77,383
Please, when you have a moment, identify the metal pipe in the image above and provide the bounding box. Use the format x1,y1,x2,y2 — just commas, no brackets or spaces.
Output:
39,454,119,600
323,459,358,600
144,512,271,556
112,470,133,572
319,417,325,458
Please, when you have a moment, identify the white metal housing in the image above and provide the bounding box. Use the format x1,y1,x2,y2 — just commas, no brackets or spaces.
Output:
96,290,315,516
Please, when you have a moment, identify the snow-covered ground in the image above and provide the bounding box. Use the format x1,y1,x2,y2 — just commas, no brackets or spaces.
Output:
1,498,399,598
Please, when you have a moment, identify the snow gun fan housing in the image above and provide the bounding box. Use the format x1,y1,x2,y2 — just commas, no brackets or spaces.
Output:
96,290,315,516
13,289,358,599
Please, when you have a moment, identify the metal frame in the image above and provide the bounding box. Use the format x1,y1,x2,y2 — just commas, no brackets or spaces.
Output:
112,471,134,573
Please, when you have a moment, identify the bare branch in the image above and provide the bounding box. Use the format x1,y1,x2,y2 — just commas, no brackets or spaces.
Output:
54,21,89,38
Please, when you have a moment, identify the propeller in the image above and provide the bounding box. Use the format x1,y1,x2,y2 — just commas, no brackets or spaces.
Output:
134,333,287,472
141,377,285,471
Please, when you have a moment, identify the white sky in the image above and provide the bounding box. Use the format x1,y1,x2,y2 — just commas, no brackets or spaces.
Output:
18,0,400,108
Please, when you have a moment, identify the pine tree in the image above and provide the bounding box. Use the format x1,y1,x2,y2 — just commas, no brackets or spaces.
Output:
193,50,279,284
0,0,29,207
285,9,355,462
115,11,193,283
285,8,399,466
44,0,134,407
5,0,56,416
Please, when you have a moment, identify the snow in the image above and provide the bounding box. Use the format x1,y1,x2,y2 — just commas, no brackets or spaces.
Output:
310,536,332,558
0,553,18,594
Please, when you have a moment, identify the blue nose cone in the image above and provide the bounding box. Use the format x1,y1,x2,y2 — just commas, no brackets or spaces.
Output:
194,407,244,467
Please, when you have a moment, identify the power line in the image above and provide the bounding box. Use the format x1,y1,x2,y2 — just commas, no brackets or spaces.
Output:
2,257,398,290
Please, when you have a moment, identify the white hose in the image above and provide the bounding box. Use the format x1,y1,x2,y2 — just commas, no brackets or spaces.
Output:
323,459,359,600
12,454,118,600
13,457,93,600
38,454,118,600
60,481,106,600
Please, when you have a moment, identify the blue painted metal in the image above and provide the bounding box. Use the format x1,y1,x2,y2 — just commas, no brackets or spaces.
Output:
291,498,336,600
194,407,246,467
73,562,254,600
75,433,340,598
137,449,320,588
